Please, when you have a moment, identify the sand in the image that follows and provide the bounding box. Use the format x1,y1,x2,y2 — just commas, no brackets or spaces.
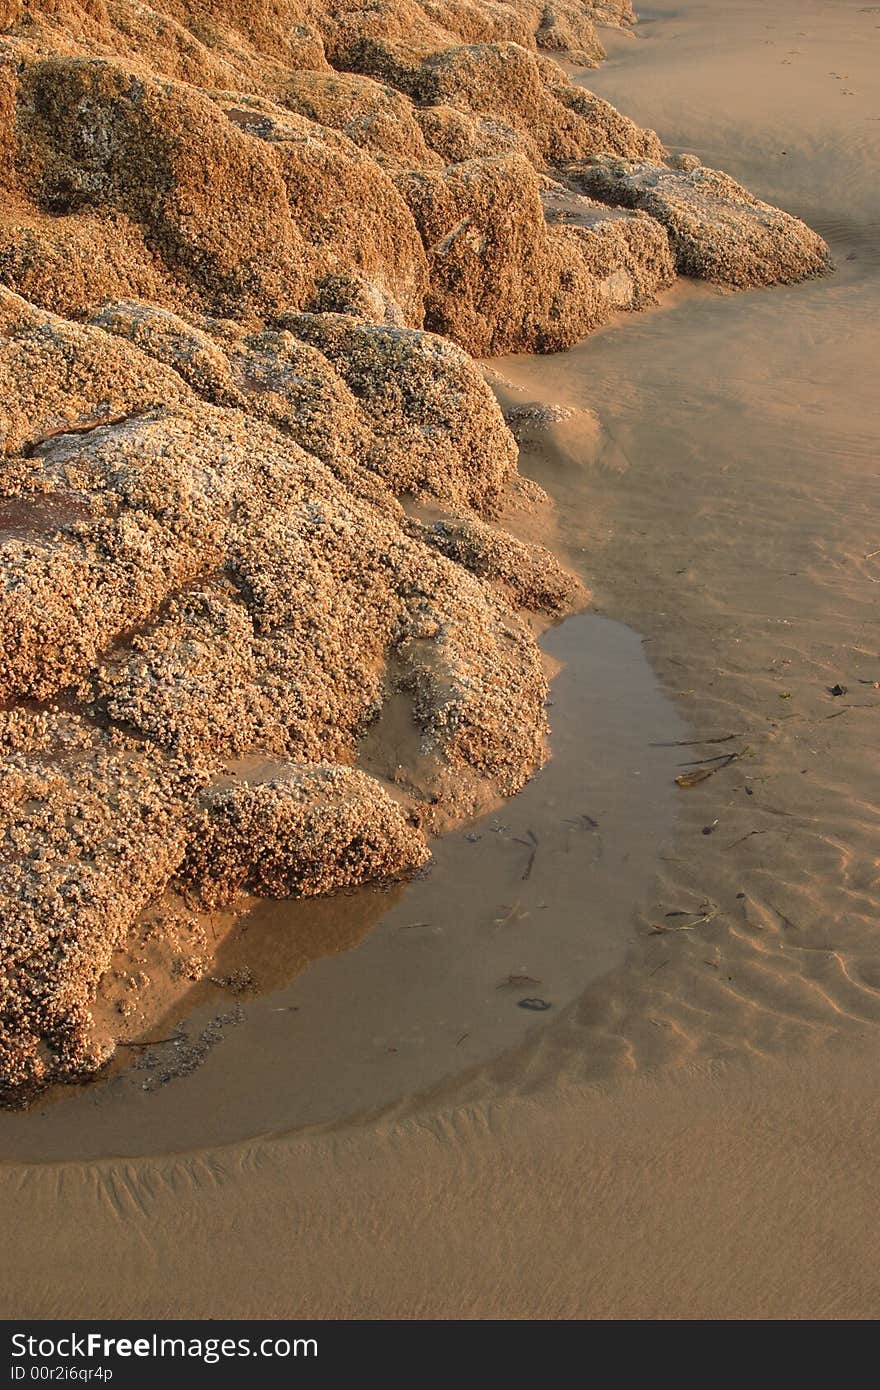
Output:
1,0,879,1318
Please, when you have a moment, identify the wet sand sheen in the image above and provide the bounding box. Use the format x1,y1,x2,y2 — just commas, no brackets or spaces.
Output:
2,0,879,1318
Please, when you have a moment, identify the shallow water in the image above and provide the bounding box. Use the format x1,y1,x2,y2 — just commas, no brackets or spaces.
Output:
0,611,686,1159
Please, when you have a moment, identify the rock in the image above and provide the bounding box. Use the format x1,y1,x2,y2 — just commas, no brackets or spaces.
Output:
0,320,570,1098
182,764,430,909
274,68,437,167
0,309,558,797
309,272,408,326
0,287,189,455
407,510,587,613
0,1,822,351
278,312,519,511
14,57,319,317
0,712,197,1098
86,300,239,402
415,103,539,165
83,299,385,497
215,96,429,323
569,154,832,286
358,40,663,166
542,76,665,161
397,155,674,354
534,2,605,67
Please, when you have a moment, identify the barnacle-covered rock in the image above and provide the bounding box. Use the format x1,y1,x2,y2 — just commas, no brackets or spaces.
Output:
0,287,190,455
0,712,199,1097
397,155,674,354
278,311,519,511
183,764,430,909
0,2,823,353
275,68,437,167
406,510,586,613
569,155,832,286
14,57,320,318
415,102,539,165
214,96,429,323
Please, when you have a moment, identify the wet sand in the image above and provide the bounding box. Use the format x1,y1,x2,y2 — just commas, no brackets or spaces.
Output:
2,0,880,1318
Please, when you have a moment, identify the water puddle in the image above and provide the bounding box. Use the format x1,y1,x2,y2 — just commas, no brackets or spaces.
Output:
0,610,686,1161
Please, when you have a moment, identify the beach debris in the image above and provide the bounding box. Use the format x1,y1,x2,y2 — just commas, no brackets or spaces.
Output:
514,828,539,880
827,683,848,697
651,733,742,747
675,768,714,788
493,901,526,927
649,903,718,934
702,820,719,835
23,412,133,455
724,829,773,850
134,1007,243,1090
678,751,740,767
824,704,875,719
674,748,743,787
517,998,552,1011
768,901,799,931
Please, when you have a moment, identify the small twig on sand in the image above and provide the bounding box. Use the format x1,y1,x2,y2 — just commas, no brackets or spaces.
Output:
825,703,875,719
650,733,743,748
648,905,718,935
724,828,773,850
514,829,539,880
768,901,799,930
677,751,741,768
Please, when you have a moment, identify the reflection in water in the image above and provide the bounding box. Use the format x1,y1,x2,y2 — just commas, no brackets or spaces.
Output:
0,612,686,1160
209,880,406,998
